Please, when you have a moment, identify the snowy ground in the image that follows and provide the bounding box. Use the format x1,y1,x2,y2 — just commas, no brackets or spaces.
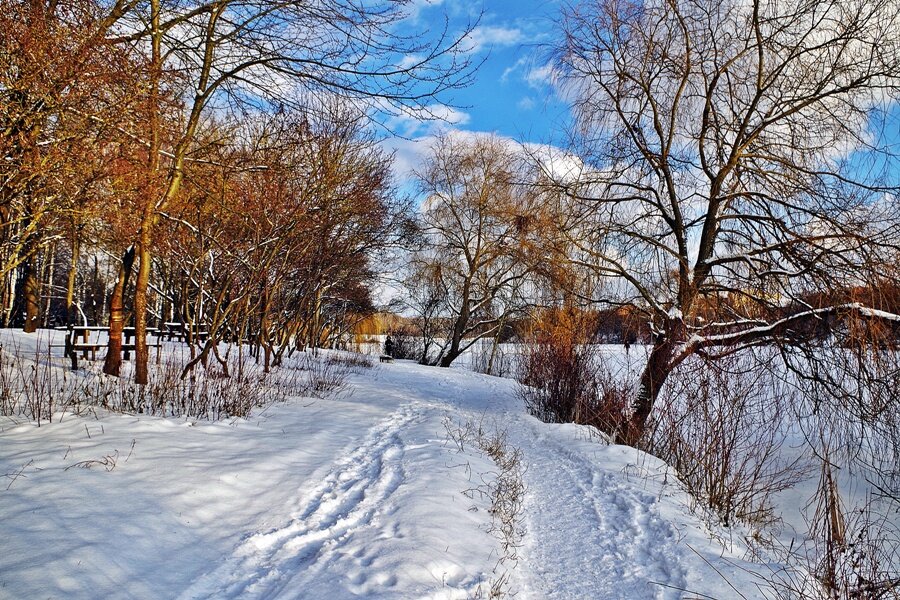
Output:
1,330,780,599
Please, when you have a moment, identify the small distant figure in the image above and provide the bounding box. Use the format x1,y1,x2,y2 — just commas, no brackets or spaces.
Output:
384,335,394,358
623,337,631,354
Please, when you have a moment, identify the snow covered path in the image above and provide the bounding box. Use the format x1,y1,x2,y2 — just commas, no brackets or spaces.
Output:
0,345,764,599
178,404,422,599
510,416,688,599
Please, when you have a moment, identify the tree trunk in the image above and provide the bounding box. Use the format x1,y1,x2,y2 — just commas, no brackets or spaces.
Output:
3,261,15,327
42,243,55,327
132,0,162,386
438,311,467,367
65,235,80,319
309,287,322,356
18,212,40,333
486,315,507,375
64,233,81,368
133,224,153,384
438,281,470,368
103,246,135,376
625,336,677,445
21,255,40,333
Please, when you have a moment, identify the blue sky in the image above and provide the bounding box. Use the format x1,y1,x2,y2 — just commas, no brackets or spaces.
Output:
440,0,569,143
384,0,571,178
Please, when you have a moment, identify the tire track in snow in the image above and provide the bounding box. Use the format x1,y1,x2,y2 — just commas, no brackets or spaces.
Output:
512,418,688,600
177,404,421,600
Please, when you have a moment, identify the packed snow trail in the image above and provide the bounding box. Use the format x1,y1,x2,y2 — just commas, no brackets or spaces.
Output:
509,415,688,599
177,364,697,599
178,405,420,599
367,363,760,600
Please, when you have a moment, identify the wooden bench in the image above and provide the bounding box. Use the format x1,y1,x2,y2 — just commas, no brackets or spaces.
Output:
158,331,208,343
72,343,105,361
379,355,394,363
64,342,163,363
157,323,208,343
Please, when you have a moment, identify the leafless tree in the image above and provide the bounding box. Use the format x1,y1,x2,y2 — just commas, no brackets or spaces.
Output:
0,0,145,333
400,257,447,363
411,134,541,367
149,106,405,374
101,0,478,383
549,0,900,442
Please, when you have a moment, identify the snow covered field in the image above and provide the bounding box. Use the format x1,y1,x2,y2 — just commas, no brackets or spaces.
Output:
0,330,858,599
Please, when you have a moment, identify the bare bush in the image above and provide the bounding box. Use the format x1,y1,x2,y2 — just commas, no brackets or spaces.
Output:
517,336,594,423
387,328,425,362
807,498,900,600
782,318,900,505
323,352,374,373
443,416,525,599
0,340,85,424
0,344,311,422
762,455,900,600
296,353,354,399
94,357,305,420
471,340,514,379
516,307,629,437
644,354,811,528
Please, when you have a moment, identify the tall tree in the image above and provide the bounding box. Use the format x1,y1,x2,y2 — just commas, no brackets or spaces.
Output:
412,134,540,367
108,0,476,383
551,0,900,442
0,0,145,332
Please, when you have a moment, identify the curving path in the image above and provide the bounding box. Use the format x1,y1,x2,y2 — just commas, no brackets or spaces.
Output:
508,415,689,599
178,405,420,600
173,361,757,600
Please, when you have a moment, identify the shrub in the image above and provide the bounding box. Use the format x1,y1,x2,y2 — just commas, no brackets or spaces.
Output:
296,353,354,398
0,342,312,422
516,305,629,437
644,353,810,528
387,326,425,361
761,454,900,600
470,339,514,378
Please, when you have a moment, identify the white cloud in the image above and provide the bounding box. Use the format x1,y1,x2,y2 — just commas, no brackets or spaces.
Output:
464,25,526,53
517,96,536,111
384,104,471,138
382,129,521,183
381,128,580,194
502,56,559,90
427,105,471,126
522,141,585,183
397,54,424,70
381,136,431,180
524,62,557,89
501,56,529,83
405,0,448,21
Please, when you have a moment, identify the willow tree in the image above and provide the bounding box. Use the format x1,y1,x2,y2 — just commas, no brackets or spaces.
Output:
551,0,900,442
412,134,542,367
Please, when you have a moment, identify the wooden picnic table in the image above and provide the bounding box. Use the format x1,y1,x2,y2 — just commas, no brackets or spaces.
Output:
156,322,208,342
53,326,160,362
54,325,109,343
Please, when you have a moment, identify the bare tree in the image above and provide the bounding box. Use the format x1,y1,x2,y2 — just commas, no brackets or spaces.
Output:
0,0,144,332
149,106,404,374
105,0,477,383
549,0,900,442
412,134,540,367
400,257,447,363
